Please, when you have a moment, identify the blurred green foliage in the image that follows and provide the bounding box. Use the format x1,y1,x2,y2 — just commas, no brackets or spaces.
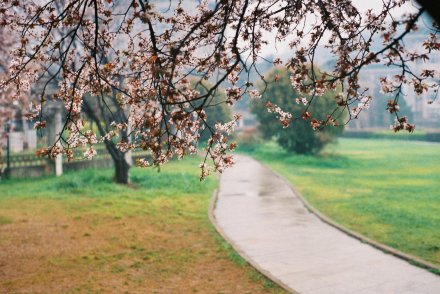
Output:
251,68,346,155
193,81,232,142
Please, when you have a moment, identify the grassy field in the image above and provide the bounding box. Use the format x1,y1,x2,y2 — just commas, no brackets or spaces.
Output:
0,157,285,293
241,138,440,267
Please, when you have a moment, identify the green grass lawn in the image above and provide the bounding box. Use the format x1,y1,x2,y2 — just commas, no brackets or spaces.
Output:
241,138,440,267
0,157,285,293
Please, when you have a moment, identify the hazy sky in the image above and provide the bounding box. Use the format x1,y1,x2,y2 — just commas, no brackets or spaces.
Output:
258,0,420,57
153,0,423,59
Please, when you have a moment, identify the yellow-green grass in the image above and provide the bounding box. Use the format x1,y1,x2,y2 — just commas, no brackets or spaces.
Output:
0,157,285,293
241,138,440,268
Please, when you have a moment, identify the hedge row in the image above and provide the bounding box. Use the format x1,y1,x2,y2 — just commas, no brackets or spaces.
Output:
342,131,440,142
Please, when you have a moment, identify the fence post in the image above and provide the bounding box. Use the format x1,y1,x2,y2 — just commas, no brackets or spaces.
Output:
5,130,10,179
47,101,63,176
54,108,63,176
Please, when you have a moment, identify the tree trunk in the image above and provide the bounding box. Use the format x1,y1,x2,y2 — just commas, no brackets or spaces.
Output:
82,99,132,185
113,156,130,184
103,140,131,184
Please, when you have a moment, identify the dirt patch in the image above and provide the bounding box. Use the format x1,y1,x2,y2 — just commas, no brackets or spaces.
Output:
0,197,284,293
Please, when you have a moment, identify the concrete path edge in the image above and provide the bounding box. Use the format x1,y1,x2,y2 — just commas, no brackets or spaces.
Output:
262,162,440,274
208,188,299,294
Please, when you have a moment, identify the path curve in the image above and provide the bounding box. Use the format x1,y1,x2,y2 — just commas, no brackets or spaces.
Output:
212,155,440,294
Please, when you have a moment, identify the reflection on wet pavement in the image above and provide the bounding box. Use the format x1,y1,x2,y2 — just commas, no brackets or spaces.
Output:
214,155,440,294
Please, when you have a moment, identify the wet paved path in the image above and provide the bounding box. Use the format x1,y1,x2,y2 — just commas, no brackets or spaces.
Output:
214,155,440,294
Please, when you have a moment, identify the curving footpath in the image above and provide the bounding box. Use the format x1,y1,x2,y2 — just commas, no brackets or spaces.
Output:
212,155,440,294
